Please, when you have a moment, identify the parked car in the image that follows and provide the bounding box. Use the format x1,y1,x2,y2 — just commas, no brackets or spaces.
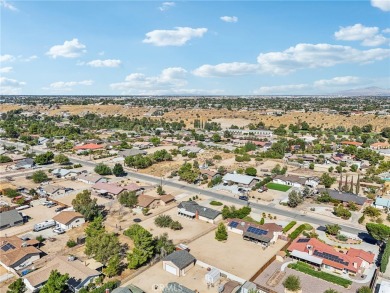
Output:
238,195,248,201
53,228,65,234
55,206,67,212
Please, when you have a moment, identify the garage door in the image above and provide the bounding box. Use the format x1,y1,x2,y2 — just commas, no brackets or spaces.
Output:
164,264,177,275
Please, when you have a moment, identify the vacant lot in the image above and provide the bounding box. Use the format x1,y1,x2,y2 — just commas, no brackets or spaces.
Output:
139,208,215,244
266,183,292,192
188,229,288,280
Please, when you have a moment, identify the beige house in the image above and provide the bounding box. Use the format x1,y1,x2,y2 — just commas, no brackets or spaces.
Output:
162,250,196,277
53,211,85,230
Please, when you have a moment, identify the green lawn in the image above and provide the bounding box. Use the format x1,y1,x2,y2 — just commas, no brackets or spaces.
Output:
266,182,292,192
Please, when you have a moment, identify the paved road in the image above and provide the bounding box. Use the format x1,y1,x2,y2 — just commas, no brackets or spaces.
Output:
1,140,367,235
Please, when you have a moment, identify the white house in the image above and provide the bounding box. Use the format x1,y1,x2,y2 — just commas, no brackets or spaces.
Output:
273,174,307,189
53,211,85,230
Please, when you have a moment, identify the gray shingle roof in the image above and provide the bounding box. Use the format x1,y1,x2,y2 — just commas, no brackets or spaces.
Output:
0,210,23,228
318,188,367,205
119,149,147,157
178,201,220,220
163,250,196,270
162,282,195,293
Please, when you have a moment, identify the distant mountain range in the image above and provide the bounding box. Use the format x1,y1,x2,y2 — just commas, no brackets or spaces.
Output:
331,86,390,96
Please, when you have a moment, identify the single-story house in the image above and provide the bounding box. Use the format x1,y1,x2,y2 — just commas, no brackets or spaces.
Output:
162,282,195,293
14,158,35,170
77,174,107,185
112,285,145,293
222,173,259,188
317,188,367,206
133,142,153,149
160,194,175,205
373,197,390,210
136,194,161,209
227,219,283,245
0,236,41,271
370,142,390,150
23,255,100,292
341,141,363,147
52,168,81,179
39,185,66,197
200,169,221,180
287,238,375,275
178,146,202,154
273,174,307,189
118,149,147,157
123,183,143,195
177,201,221,224
92,182,124,197
162,250,196,277
53,211,85,230
0,209,24,230
74,143,104,151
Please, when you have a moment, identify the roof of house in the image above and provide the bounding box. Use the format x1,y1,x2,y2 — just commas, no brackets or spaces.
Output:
0,236,41,267
163,250,196,270
160,194,175,203
221,280,241,293
288,238,374,273
137,194,159,208
178,146,202,153
24,255,100,288
375,197,390,207
347,248,375,263
15,158,34,167
318,189,367,205
77,173,103,183
222,173,258,185
0,209,23,226
92,182,124,195
274,174,307,185
53,211,84,225
178,201,221,220
162,282,195,293
74,143,104,150
371,142,390,148
123,183,141,192
119,149,147,157
227,219,282,242
112,285,145,293
200,169,218,177
41,185,63,194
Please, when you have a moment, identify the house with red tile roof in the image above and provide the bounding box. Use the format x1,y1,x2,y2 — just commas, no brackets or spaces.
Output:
287,238,375,275
74,143,104,151
370,142,390,150
341,141,363,147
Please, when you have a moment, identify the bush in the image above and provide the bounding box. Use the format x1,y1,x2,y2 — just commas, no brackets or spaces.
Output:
289,224,311,240
170,221,183,230
288,262,352,288
283,275,301,292
215,223,228,241
154,215,173,228
381,242,390,273
32,170,49,183
94,163,112,175
283,221,297,233
336,234,348,242
358,215,365,224
66,239,77,248
210,201,223,206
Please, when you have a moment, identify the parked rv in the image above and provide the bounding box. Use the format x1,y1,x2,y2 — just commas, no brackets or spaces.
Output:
33,220,56,232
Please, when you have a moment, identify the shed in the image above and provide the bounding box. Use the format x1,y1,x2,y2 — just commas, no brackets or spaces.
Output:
162,250,196,276
205,268,220,284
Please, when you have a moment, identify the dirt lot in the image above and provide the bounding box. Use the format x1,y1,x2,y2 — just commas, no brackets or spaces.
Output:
188,229,288,280
139,208,216,244
125,262,225,293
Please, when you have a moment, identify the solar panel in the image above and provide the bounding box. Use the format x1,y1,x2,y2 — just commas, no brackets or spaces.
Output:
314,250,347,265
1,243,15,252
229,221,239,228
297,238,310,243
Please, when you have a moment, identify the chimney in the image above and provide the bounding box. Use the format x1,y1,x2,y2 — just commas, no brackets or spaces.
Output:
195,210,199,220
353,262,357,269
307,245,313,256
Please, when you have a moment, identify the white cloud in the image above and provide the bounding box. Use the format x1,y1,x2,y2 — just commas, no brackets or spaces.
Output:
98,51,105,56
143,27,207,46
383,28,390,33
256,43,390,74
21,55,38,62
86,59,122,68
0,54,15,62
0,67,13,73
193,62,259,77
220,16,238,23
314,76,360,87
0,0,18,11
334,24,387,46
371,0,390,11
46,39,86,58
110,67,188,93
159,2,175,11
48,80,94,89
254,84,309,94
0,77,25,94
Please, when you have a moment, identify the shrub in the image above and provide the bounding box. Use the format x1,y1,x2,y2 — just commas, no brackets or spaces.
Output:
380,242,390,273
154,215,173,228
358,215,365,224
210,201,223,206
66,239,77,248
283,275,301,292
283,221,297,233
170,221,183,230
215,223,228,241
289,224,311,240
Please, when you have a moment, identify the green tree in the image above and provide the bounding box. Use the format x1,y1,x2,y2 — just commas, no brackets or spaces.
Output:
40,270,69,293
103,255,121,277
7,278,26,293
380,242,390,273
149,137,161,146
287,191,303,208
212,133,222,143
85,232,120,265
154,215,173,228
94,163,112,175
320,173,337,188
31,170,49,183
85,216,105,238
363,206,381,218
125,224,155,269
283,275,301,292
54,154,70,165
333,205,352,219
118,191,138,207
215,222,228,241
350,164,358,172
366,223,390,242
357,286,372,293
72,190,100,221
154,233,175,255
170,220,183,230
245,167,257,176
325,224,341,236
34,151,54,165
112,163,125,177
157,185,166,195
178,162,199,183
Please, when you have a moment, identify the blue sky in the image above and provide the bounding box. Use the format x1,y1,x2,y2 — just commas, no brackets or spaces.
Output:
1,0,389,95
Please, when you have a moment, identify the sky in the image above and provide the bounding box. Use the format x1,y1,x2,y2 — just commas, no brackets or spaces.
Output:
0,0,389,95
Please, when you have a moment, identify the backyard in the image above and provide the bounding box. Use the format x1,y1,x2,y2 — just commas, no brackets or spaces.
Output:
266,183,292,192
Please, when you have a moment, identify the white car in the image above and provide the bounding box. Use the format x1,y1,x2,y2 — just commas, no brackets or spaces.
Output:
53,228,65,234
